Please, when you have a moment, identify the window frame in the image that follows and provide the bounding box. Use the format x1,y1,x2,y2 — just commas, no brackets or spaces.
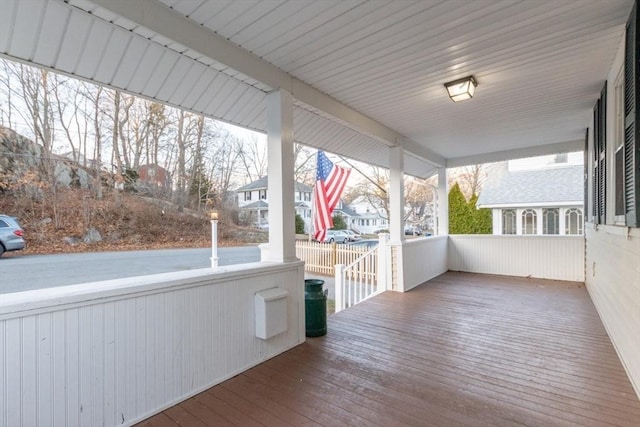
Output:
565,208,584,235
522,209,538,235
542,208,559,235
501,209,517,235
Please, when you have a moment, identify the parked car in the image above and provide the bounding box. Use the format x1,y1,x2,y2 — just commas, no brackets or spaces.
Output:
343,230,362,241
404,227,422,236
347,239,379,249
0,215,25,257
320,229,349,244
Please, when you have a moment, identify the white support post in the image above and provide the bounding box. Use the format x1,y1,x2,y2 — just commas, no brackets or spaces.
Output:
264,89,296,263
335,264,345,313
437,167,449,235
377,233,390,291
389,145,404,243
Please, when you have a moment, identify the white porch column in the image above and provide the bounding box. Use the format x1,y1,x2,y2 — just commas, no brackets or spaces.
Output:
264,89,296,262
389,145,405,243
437,167,449,235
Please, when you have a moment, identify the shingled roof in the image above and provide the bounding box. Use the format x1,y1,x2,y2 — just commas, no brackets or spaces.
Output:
477,164,584,207
236,177,312,193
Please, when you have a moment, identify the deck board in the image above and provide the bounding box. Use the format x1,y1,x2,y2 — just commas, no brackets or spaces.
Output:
137,272,640,426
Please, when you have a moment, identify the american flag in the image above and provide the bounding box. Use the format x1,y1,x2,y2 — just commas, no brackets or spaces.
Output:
313,151,351,242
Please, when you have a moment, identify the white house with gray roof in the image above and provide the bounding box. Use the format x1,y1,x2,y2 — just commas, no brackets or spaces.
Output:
236,176,313,231
477,161,584,235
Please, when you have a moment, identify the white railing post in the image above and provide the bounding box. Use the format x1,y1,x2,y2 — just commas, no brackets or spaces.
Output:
377,233,390,291
335,264,345,313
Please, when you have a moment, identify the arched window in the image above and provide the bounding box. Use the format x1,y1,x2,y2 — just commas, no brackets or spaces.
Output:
522,209,537,235
543,208,559,234
565,208,583,235
502,209,516,234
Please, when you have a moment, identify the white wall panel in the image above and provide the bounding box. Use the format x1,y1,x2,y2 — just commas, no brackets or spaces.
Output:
399,236,448,292
0,262,305,427
585,226,640,397
448,235,585,282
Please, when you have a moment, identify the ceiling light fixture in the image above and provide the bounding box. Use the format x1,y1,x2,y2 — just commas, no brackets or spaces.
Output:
444,76,477,102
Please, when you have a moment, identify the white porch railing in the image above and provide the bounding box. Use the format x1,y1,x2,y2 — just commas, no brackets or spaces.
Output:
0,262,305,427
335,247,378,312
334,238,389,312
448,234,585,282
295,240,378,275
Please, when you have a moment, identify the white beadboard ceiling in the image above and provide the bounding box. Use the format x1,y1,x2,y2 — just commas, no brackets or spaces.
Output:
0,0,634,178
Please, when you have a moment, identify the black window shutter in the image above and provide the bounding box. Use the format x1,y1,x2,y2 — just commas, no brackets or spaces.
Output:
584,128,589,219
592,86,607,225
599,83,607,225
625,2,640,227
592,102,599,223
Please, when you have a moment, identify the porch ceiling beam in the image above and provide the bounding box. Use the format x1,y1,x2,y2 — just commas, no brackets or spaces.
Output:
402,139,447,168
446,139,584,168
88,0,446,167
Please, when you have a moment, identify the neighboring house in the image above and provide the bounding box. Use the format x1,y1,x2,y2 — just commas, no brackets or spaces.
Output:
236,177,313,231
237,177,378,234
347,196,389,234
138,164,171,190
477,158,584,235
333,201,362,231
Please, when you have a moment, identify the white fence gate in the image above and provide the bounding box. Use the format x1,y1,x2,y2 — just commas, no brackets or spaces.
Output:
295,240,374,275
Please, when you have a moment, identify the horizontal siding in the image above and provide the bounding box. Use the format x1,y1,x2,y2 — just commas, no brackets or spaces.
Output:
585,225,640,397
448,235,585,282
401,236,448,292
0,263,305,427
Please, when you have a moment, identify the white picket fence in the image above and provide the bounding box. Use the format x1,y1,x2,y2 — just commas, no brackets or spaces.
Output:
295,240,374,275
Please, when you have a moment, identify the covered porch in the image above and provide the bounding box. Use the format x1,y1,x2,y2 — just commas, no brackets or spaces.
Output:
1,1,639,426
140,272,640,427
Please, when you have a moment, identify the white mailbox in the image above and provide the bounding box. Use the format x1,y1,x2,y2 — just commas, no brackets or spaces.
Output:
255,287,288,340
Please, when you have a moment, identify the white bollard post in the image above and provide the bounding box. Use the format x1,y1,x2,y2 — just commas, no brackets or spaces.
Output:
210,218,219,268
335,264,345,313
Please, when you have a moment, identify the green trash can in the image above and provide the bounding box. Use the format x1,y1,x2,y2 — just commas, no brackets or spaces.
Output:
304,279,327,337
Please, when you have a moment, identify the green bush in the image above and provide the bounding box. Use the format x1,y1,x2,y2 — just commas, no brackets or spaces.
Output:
295,214,306,234
449,182,492,234
332,214,347,230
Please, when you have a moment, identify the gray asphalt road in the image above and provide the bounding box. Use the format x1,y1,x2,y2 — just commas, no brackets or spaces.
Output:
0,246,260,294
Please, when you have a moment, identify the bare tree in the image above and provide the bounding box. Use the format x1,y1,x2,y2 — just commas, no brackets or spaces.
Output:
52,73,80,161
449,164,487,199
404,176,437,230
0,59,15,129
208,129,243,208
294,143,316,185
15,65,56,182
110,90,124,207
80,84,107,199
237,133,267,182
356,166,390,220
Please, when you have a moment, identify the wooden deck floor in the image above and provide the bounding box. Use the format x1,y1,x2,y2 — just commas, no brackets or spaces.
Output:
138,272,640,427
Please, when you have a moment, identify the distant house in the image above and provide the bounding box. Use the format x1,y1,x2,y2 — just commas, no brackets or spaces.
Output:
477,158,584,235
333,201,361,231
236,177,313,231
138,164,171,190
347,196,389,234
